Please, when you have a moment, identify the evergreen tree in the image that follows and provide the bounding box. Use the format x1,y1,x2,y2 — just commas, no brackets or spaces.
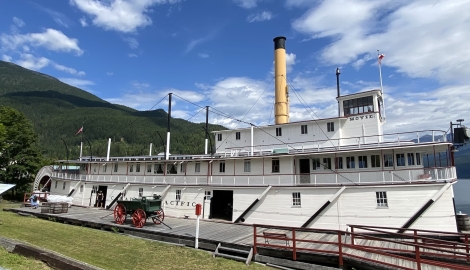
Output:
0,106,43,196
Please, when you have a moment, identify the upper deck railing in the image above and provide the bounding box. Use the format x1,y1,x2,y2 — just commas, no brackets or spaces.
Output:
222,129,448,157
51,166,456,186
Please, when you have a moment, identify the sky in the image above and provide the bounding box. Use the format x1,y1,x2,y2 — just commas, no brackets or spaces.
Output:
1,0,469,135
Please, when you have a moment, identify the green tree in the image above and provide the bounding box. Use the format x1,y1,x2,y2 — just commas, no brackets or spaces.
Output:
0,106,43,196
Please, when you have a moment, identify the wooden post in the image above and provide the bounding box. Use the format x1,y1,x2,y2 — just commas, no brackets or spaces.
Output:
414,230,421,270
351,227,355,245
292,228,297,261
253,225,257,255
338,231,344,267
466,234,469,262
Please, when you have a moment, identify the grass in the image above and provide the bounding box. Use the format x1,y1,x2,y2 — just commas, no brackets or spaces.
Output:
0,203,265,270
0,247,51,270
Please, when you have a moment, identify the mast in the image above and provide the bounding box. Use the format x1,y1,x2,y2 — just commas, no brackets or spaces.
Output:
336,67,341,117
377,50,386,121
205,106,209,155
166,93,172,160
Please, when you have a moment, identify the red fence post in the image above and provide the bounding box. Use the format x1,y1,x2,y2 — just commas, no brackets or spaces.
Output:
292,228,297,261
253,225,257,256
338,231,344,268
351,227,355,245
414,230,421,270
466,234,469,262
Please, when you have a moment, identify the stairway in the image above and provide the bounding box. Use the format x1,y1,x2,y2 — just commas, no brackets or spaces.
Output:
213,243,253,265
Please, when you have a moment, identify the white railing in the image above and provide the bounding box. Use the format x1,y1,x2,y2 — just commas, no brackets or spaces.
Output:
51,167,456,187
223,129,448,157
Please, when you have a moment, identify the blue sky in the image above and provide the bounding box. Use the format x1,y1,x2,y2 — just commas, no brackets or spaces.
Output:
1,0,469,134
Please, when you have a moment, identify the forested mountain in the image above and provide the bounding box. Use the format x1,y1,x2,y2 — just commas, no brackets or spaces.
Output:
0,60,226,159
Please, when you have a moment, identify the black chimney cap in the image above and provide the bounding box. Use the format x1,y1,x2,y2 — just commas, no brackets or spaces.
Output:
273,36,286,50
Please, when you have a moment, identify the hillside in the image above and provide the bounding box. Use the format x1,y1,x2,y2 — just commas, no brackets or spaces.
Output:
0,60,226,159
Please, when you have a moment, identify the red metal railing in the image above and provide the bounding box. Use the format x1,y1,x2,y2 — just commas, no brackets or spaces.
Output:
253,224,470,270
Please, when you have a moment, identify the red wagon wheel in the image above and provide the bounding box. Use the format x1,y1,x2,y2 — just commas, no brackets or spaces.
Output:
152,209,165,225
113,203,127,224
132,208,146,228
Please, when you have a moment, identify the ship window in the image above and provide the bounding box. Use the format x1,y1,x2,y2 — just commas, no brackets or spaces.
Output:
180,163,185,173
343,96,373,116
396,153,405,166
276,127,282,136
335,157,343,169
176,189,181,201
62,182,66,190
312,158,320,170
358,156,367,168
272,159,280,173
219,161,225,173
244,160,251,172
103,164,107,172
129,164,134,172
167,164,177,174
147,164,151,173
136,163,141,172
217,134,222,141
292,192,301,206
301,125,308,134
327,122,334,132
323,158,331,170
407,153,415,165
384,154,393,167
94,164,97,172
195,163,200,172
154,164,163,174
416,153,421,165
376,191,388,207
236,132,240,140
346,156,355,169
114,163,118,172
54,181,58,189
204,191,211,200
371,155,380,168
139,188,143,197
79,185,83,193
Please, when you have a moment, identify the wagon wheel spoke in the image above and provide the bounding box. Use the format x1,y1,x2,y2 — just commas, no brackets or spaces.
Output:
132,208,146,228
152,209,165,225
114,204,127,224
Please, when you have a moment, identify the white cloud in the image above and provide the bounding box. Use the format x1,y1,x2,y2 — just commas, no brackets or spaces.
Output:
185,31,217,53
70,0,183,33
198,53,209,58
233,0,263,9
292,0,470,84
0,29,83,55
53,63,86,76
15,54,51,70
131,81,150,89
107,72,114,76
13,17,25,27
2,54,13,62
128,53,138,58
54,17,69,28
79,17,88,27
247,11,273,23
59,78,95,88
122,37,139,49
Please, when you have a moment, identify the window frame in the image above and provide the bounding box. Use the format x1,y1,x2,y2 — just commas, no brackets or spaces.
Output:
244,160,251,172
235,132,241,140
301,125,308,134
292,192,301,206
376,191,388,208
276,127,282,137
327,122,334,132
272,159,280,173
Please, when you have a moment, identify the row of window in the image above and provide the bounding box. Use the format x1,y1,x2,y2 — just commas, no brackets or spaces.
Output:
216,122,336,142
311,153,421,170
291,191,388,207
343,96,374,116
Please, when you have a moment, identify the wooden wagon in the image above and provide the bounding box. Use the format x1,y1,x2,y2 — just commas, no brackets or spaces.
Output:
113,195,164,228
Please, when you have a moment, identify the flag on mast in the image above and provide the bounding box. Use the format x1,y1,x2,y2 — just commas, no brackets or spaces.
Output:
378,53,385,64
75,126,83,135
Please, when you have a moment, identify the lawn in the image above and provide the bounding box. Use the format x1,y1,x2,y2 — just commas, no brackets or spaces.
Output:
0,203,265,270
0,247,51,270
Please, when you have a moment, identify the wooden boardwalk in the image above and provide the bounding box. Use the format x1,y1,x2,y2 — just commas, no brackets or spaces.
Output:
6,206,469,270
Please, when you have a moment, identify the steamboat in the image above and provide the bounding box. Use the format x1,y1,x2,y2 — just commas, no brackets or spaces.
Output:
33,37,469,232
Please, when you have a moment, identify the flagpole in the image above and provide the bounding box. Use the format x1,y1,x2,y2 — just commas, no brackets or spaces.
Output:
377,50,386,121
79,122,83,161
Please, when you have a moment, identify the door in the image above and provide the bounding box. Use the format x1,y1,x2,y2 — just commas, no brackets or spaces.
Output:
299,159,311,184
210,190,233,221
